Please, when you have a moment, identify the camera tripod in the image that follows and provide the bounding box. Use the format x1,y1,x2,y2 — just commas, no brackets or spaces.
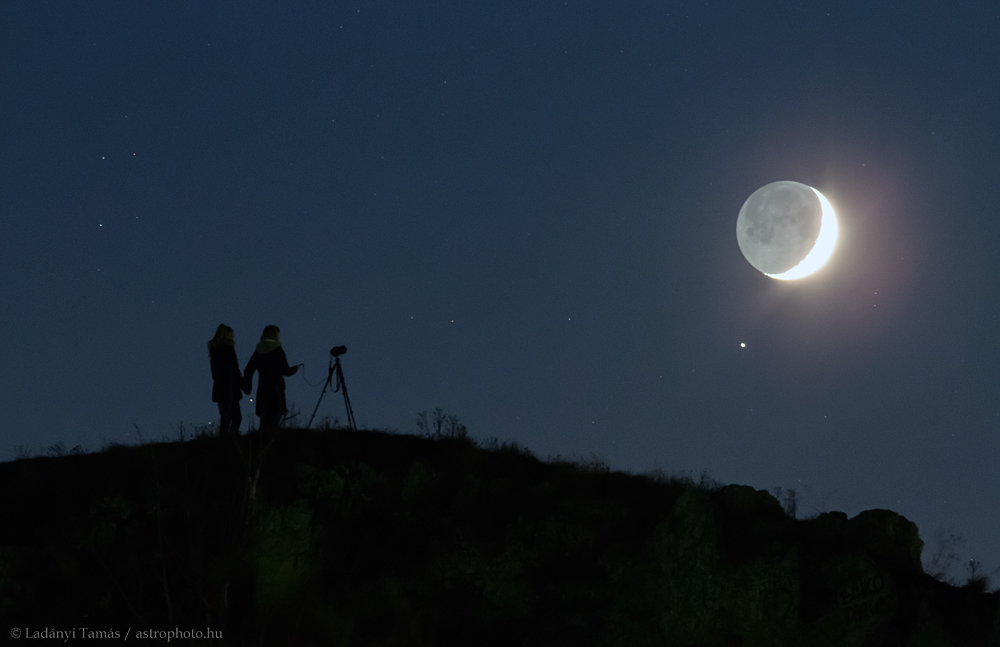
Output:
307,347,357,431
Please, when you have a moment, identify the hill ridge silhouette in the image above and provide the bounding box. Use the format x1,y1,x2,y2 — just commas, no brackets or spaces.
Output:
2,426,997,645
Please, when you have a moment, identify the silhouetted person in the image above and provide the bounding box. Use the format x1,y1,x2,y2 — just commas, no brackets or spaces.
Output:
242,325,298,435
208,324,243,438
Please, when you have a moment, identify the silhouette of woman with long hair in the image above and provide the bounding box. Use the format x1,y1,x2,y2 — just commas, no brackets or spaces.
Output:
208,324,243,438
242,325,298,435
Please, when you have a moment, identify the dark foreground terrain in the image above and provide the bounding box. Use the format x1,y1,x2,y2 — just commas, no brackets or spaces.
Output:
1,427,997,645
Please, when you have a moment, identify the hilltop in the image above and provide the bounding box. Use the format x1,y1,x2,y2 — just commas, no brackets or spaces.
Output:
1,426,997,645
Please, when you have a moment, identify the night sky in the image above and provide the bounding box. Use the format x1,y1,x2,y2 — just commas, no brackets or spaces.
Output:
3,2,998,581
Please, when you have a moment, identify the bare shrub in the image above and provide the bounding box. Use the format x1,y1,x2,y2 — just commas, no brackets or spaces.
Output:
925,531,963,582
578,454,611,473
771,486,798,519
45,441,67,457
416,408,468,440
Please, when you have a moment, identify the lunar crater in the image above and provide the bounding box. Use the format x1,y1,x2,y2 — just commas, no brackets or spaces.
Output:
736,181,833,278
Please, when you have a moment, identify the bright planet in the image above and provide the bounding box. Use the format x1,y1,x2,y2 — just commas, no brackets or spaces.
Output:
736,181,839,280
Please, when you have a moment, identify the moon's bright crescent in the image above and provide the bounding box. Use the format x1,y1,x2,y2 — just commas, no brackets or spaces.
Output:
766,188,838,280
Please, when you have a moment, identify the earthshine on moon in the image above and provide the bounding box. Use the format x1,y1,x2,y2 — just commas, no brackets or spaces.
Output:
736,181,838,280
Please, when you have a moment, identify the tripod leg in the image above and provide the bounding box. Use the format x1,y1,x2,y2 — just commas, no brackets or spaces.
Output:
336,363,357,431
307,382,329,429
307,360,335,429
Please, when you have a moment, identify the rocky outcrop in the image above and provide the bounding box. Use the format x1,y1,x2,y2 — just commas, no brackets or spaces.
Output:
595,485,983,647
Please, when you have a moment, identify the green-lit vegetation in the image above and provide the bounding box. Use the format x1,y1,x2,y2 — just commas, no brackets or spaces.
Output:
2,418,997,645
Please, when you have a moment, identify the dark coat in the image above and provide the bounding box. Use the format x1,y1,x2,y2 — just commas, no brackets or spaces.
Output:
243,340,298,417
209,343,243,403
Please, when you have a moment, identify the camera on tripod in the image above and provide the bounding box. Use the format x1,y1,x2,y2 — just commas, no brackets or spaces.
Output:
308,344,356,431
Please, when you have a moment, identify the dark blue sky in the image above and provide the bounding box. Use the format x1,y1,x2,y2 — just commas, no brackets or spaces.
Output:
3,1,998,581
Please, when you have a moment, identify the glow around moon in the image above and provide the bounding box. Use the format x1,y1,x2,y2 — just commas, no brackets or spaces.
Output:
735,181,839,280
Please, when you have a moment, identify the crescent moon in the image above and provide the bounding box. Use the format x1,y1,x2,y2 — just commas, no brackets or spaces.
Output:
766,188,838,280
